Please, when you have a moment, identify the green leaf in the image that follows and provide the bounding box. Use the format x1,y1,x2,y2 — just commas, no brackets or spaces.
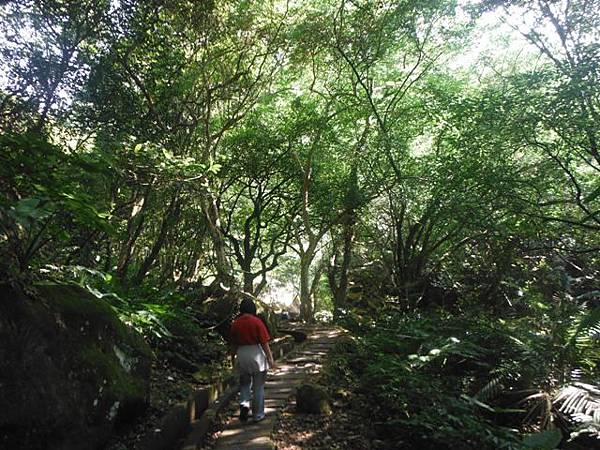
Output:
460,394,495,412
208,163,222,174
584,184,600,203
8,197,53,224
14,197,41,215
522,428,562,450
567,307,600,348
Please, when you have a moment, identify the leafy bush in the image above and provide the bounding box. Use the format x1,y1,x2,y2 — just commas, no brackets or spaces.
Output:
50,265,222,346
336,307,600,449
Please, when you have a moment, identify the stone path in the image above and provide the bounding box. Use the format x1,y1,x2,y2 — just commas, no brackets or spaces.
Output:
210,326,344,450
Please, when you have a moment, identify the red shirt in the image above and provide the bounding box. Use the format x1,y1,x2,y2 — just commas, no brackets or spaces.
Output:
230,314,270,346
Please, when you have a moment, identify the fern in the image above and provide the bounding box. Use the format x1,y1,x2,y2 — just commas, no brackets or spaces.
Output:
554,382,600,419
570,420,600,441
575,291,600,302
554,382,600,439
476,375,505,402
567,307,600,348
519,391,553,428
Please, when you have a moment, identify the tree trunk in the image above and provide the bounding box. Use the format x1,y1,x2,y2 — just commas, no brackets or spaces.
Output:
255,274,268,297
116,187,149,280
310,260,325,316
242,262,254,294
299,253,312,322
134,193,180,284
328,215,355,314
202,192,234,288
336,219,354,307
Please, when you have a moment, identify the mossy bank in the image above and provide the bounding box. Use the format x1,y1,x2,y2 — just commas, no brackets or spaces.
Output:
0,283,153,450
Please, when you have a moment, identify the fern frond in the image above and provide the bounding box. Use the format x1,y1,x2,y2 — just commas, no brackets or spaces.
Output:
555,383,600,439
575,291,600,302
554,382,600,420
568,307,600,348
476,376,504,402
570,420,600,441
519,391,553,428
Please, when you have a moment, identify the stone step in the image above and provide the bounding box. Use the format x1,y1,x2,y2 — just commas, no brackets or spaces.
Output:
218,434,272,447
264,386,294,394
264,391,293,400
265,398,286,408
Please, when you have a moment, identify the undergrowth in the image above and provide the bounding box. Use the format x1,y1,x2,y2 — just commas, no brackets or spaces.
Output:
333,306,600,450
47,265,228,367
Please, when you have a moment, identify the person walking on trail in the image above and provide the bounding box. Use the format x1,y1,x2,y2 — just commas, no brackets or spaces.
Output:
229,298,276,423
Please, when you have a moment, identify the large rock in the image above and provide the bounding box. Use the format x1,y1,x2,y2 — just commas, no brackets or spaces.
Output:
0,283,152,450
296,383,331,415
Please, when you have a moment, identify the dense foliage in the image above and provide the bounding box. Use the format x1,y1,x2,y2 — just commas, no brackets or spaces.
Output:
332,300,600,449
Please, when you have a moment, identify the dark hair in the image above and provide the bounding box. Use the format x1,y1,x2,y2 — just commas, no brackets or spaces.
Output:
239,298,257,315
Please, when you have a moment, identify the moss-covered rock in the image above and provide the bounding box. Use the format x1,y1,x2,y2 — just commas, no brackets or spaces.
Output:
0,283,152,450
296,383,332,415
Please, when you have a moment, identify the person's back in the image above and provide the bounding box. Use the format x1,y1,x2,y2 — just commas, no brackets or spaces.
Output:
229,298,275,423
230,313,270,347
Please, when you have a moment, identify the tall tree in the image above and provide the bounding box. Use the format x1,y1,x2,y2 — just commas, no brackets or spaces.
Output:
219,113,299,295
79,0,290,287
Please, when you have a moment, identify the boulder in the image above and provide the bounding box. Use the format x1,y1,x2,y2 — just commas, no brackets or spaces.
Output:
0,283,153,450
296,383,331,415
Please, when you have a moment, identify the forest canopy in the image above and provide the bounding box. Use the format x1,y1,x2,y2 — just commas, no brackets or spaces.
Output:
2,0,599,312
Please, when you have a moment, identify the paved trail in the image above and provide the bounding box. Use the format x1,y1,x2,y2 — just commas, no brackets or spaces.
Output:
208,326,344,450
